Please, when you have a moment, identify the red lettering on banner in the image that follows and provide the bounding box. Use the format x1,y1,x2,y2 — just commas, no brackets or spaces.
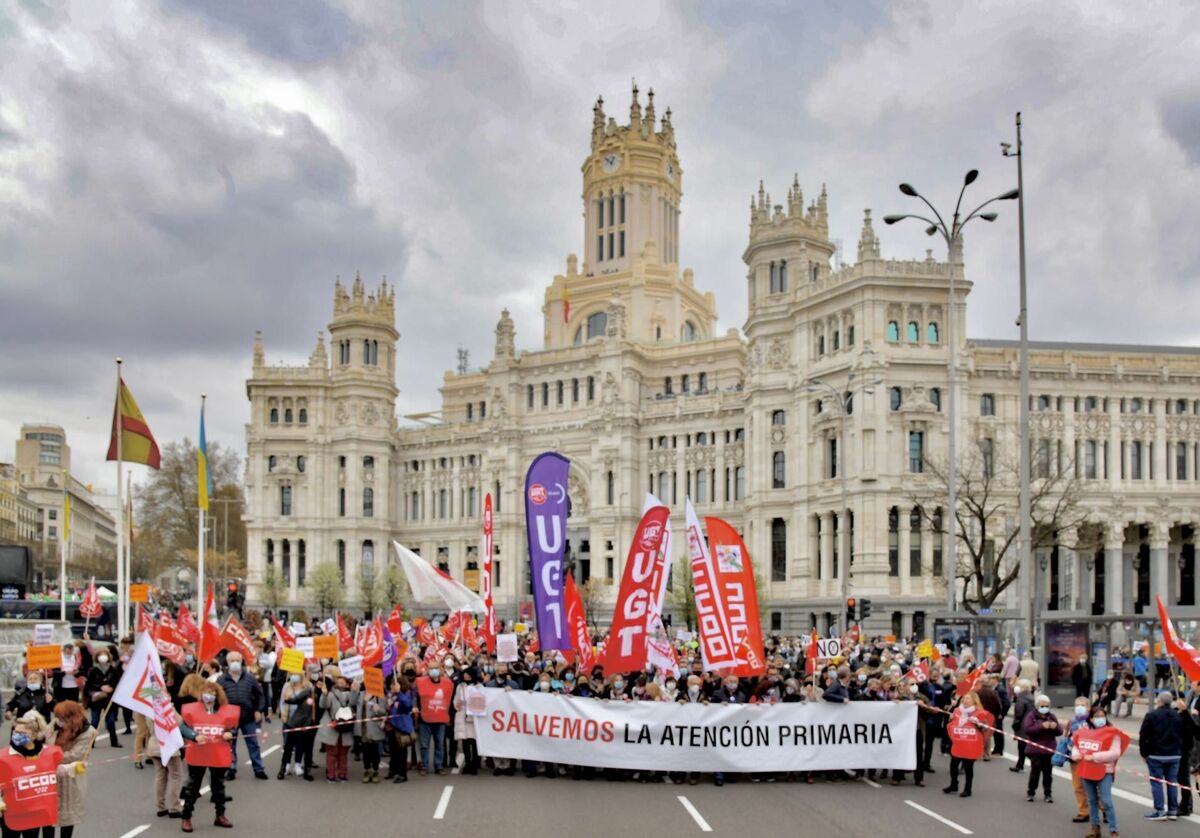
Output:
601,721,614,743
491,711,504,733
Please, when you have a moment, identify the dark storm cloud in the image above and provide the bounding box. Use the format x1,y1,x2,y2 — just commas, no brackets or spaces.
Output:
160,0,360,64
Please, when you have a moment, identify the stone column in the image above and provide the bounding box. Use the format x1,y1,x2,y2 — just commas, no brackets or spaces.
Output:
819,512,833,592
898,513,912,597
1109,399,1122,489
1060,527,1078,612
1150,520,1171,606
1104,524,1125,616
1154,400,1168,487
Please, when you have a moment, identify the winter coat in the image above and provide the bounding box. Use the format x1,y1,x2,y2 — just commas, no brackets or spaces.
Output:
48,726,91,827
1021,708,1062,754
386,690,415,736
358,694,387,743
83,663,121,706
216,671,264,727
1011,693,1035,734
453,682,476,740
316,688,358,747
280,684,315,729
1140,706,1184,759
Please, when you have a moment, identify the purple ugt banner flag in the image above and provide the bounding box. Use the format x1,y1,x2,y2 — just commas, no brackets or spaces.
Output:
381,624,398,677
524,452,570,650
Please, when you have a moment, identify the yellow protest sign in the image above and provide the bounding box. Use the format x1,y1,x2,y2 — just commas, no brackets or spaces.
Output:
312,635,338,660
279,648,306,674
917,640,933,659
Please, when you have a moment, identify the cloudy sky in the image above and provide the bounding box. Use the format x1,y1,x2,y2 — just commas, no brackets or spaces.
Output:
1,0,1198,490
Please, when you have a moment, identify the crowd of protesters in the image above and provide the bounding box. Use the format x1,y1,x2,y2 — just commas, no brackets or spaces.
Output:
2,620,1199,836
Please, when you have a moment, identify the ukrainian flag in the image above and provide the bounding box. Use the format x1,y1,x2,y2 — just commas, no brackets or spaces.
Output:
198,398,212,512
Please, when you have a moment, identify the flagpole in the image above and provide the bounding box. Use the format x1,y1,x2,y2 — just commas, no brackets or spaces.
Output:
116,358,126,639
198,394,207,630
60,470,68,621
126,471,133,625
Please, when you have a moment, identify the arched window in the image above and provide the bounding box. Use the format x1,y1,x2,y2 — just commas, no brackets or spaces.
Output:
268,455,277,472
771,410,786,426
772,451,786,489
337,539,346,581
527,385,534,408
363,455,374,469
284,408,293,423
888,507,899,576
438,489,448,518
363,339,370,364
817,335,825,356
363,487,374,518
930,388,942,411
910,508,922,576
572,379,579,402
371,340,379,365
281,539,291,585
778,260,787,292
298,408,308,424
927,322,940,343
556,380,564,405
269,407,279,424
698,372,708,392
832,331,840,351
541,382,549,407
586,312,607,341
297,539,306,587
906,321,919,342
890,387,902,411
362,540,375,573
587,376,595,401
296,455,305,473
887,321,900,342
696,432,707,446
847,325,856,346
1038,395,1052,411
735,466,746,500
682,321,698,342
266,539,274,567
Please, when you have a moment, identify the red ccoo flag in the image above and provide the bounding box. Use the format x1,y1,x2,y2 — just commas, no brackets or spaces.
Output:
198,583,222,663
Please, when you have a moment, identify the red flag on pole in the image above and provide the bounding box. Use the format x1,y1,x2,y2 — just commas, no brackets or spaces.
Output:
1157,595,1200,681
79,577,102,620
386,604,403,637
176,602,200,647
336,613,355,654
481,493,496,654
703,516,767,677
600,505,671,674
270,615,296,649
564,575,594,672
956,666,984,697
219,615,257,664
198,583,222,663
360,618,384,667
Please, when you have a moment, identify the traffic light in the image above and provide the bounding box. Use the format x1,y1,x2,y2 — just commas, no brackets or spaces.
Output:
858,598,873,621
846,597,856,626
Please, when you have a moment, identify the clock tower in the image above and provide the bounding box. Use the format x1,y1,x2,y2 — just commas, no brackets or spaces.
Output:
543,84,715,348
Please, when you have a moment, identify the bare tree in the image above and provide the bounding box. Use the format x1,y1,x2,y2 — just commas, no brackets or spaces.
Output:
667,556,696,630
578,577,605,629
307,562,345,618
260,562,285,613
907,436,1094,614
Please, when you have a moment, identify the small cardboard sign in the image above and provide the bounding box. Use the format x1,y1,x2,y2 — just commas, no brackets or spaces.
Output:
295,637,315,658
513,623,528,636
32,624,54,646
26,644,63,671
312,635,338,660
815,638,842,660
496,633,518,663
279,648,306,674
320,619,337,636
363,666,385,698
465,684,488,716
675,630,694,643
338,655,363,680
291,622,308,637
129,584,149,604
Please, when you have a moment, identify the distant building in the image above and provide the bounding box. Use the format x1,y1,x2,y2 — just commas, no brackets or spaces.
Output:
13,424,116,583
0,464,39,546
244,85,1200,637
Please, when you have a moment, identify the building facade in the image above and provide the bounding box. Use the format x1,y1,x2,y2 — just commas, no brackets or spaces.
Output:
12,425,117,581
244,86,1200,636
0,464,39,546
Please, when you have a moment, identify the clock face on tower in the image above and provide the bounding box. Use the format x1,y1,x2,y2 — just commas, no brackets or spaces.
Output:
602,153,620,173
666,161,676,182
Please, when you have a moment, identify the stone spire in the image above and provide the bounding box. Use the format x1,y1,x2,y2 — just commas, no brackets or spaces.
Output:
309,331,328,368
591,95,605,149
857,209,880,261
351,271,365,304
660,106,674,145
629,80,641,131
494,309,515,360
644,87,656,133
252,330,264,368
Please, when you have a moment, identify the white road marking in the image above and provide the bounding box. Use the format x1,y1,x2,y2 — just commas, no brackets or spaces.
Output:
905,800,973,835
433,785,454,820
247,744,280,765
677,796,713,832
117,826,151,838
1000,752,1200,825
862,777,882,789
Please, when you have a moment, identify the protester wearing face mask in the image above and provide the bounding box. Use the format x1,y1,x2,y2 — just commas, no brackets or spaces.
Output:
483,666,517,776
823,666,853,704
84,647,122,748
414,664,452,776
179,682,238,832
890,681,929,787
51,644,85,706
277,668,316,781
386,675,416,783
317,675,358,782
0,714,65,838
943,691,992,798
1009,678,1035,774
215,652,267,781
1021,693,1061,802
357,677,388,784
1072,654,1094,699
1071,705,1128,836
1066,696,1094,824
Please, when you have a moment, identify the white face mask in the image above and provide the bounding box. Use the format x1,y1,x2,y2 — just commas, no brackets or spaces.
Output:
97,655,109,664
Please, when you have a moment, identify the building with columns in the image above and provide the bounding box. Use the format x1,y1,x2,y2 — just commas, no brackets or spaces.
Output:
244,85,1200,637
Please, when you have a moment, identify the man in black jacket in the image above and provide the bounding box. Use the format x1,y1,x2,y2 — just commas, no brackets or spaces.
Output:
1140,690,1185,820
217,652,267,781
1071,654,1093,699
822,666,852,704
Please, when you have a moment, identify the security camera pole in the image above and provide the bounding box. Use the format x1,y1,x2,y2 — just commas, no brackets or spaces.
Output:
885,172,1019,619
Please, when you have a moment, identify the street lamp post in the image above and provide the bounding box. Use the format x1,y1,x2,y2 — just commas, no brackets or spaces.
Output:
1003,113,1033,653
807,370,882,636
885,171,1018,617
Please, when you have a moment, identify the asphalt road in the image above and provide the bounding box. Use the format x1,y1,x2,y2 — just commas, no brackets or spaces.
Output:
78,726,1200,838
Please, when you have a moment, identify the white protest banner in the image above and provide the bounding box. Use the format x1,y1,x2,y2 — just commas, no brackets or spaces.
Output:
475,690,916,772
338,654,363,680
496,633,518,663
291,622,308,637
33,624,54,646
816,638,841,660
296,637,315,658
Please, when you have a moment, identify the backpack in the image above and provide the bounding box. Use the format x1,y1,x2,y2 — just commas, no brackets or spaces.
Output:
333,705,355,734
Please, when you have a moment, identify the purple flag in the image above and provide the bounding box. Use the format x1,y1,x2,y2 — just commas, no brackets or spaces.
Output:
381,624,398,677
524,452,570,650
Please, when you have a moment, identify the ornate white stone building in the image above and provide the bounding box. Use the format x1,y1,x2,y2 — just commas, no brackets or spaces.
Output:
244,86,1200,636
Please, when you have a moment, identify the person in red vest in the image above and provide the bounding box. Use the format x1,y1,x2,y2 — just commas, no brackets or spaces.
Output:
942,690,993,798
1072,704,1129,837
179,681,240,833
414,665,453,775
0,714,65,838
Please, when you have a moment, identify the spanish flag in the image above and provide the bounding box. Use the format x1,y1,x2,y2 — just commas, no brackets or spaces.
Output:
106,377,161,469
562,284,570,324
198,398,212,512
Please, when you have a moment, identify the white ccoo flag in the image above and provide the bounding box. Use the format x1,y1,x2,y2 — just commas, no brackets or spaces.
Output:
112,631,184,762
393,540,486,614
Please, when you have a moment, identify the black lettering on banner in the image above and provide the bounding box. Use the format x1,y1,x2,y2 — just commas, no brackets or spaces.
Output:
854,723,868,743
777,724,790,746
623,724,635,744
878,724,892,745
703,727,717,748
660,726,675,746
755,727,769,747
688,726,700,748
795,724,808,745
635,724,651,745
